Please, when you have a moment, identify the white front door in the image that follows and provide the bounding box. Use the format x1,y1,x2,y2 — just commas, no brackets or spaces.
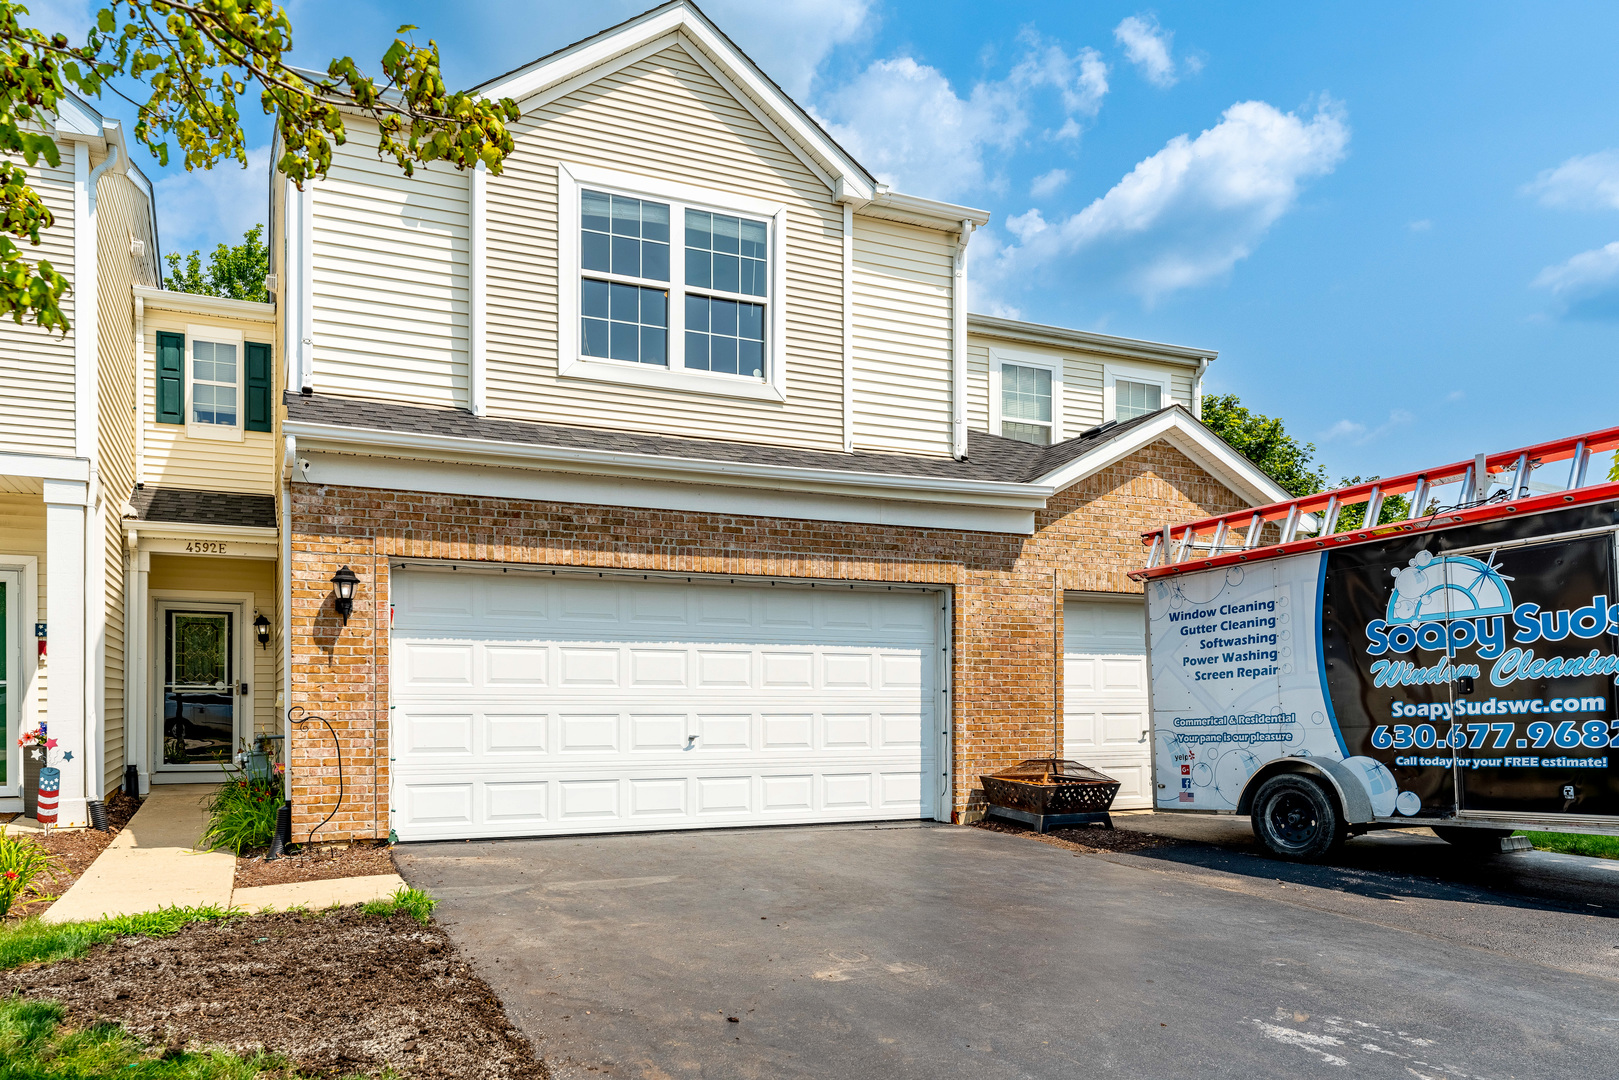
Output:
390,568,943,841
1064,596,1153,809
0,568,19,796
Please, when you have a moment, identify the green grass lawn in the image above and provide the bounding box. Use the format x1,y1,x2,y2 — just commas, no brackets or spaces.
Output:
1517,831,1619,859
0,995,323,1078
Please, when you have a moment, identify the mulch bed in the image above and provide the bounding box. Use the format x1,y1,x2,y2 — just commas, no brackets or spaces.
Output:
1,906,548,1079
976,816,1177,855
235,840,398,889
3,790,143,922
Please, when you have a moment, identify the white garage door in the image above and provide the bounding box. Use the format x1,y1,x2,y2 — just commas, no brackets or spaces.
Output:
390,569,942,840
1064,597,1152,809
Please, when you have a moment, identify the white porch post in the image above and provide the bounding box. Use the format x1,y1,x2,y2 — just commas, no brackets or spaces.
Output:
43,479,89,826
122,532,151,795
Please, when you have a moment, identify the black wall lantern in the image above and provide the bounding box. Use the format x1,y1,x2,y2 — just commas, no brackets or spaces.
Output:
253,612,271,649
331,566,360,624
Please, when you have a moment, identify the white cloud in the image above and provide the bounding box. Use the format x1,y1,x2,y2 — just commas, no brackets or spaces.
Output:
701,0,875,98
1407,218,1432,232
978,99,1349,303
1322,410,1414,445
1114,14,1179,88
1532,240,1619,318
816,35,1109,201
18,0,94,44
1523,149,1619,211
1030,168,1069,198
154,145,273,258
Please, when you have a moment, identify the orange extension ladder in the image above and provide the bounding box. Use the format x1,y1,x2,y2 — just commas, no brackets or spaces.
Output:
1132,424,1619,581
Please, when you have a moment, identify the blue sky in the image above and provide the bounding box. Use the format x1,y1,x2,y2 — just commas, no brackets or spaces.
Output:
36,1,1619,480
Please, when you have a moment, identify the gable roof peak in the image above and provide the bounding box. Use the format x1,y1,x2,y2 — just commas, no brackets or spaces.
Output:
476,1,876,204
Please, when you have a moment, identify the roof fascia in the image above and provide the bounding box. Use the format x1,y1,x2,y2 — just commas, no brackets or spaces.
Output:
127,520,279,542
480,3,875,201
52,92,105,145
284,418,1054,510
133,284,276,322
968,313,1215,368
857,190,992,231
1033,409,1290,507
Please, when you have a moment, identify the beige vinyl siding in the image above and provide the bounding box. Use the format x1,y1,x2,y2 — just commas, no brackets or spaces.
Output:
147,555,277,737
1171,370,1195,410
483,44,846,449
96,169,158,792
140,310,278,494
0,154,76,456
0,496,46,748
310,122,469,409
967,343,990,432
851,217,953,456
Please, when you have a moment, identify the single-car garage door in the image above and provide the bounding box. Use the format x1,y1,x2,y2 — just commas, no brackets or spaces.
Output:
1063,596,1152,809
390,567,943,840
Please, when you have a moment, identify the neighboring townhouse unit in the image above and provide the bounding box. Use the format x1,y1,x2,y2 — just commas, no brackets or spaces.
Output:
0,96,161,823
269,1,1291,843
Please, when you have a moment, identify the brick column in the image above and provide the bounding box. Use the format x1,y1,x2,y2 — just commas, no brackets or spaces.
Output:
287,489,389,843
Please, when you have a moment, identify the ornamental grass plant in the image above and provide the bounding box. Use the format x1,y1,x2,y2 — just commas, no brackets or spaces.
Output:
200,773,283,855
0,826,62,918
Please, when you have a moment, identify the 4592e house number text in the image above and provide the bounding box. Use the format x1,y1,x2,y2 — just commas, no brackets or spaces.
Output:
184,540,228,554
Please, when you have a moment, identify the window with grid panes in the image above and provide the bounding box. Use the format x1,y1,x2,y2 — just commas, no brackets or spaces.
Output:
1001,363,1053,445
1114,378,1162,421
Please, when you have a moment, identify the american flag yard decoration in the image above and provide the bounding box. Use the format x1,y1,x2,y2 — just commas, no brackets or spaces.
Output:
36,766,60,826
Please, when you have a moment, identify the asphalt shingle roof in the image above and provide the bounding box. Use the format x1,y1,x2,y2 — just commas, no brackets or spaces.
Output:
284,392,1177,486
128,486,277,529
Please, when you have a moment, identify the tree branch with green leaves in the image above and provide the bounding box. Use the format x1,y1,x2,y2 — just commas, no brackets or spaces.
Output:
0,0,520,330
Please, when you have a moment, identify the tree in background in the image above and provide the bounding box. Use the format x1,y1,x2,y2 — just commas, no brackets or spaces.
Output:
1333,476,1411,530
163,222,266,301
0,1,521,331
1199,393,1328,499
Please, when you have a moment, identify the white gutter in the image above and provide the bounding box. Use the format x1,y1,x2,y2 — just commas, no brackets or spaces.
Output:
951,218,974,461
282,419,1055,510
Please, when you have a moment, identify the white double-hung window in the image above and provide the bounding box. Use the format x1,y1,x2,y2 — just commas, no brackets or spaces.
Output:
1104,363,1170,423
560,165,787,399
991,349,1063,446
186,324,245,440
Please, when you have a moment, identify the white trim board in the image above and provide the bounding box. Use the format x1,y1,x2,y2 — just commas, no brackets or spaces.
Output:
300,451,1037,535
284,420,1052,511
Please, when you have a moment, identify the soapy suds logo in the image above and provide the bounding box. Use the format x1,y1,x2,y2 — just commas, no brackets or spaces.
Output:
1364,549,1619,688
1385,551,1513,625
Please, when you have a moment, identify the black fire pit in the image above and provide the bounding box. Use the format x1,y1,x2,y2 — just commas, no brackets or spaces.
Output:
980,758,1121,833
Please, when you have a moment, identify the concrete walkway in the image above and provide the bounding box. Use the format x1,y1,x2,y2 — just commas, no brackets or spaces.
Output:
41,785,405,923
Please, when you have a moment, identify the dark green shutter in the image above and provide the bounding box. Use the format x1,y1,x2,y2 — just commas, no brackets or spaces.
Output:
155,331,184,424
245,341,272,432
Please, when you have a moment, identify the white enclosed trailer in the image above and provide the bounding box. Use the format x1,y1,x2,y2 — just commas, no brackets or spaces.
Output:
1134,425,1619,860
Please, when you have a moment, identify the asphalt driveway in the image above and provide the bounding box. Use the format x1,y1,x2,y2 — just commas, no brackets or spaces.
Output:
396,822,1619,1079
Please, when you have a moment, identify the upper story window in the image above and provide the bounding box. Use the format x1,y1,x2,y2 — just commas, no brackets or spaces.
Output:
190,338,239,427
154,326,273,438
1001,363,1053,445
1104,363,1170,423
1114,379,1162,421
560,165,788,401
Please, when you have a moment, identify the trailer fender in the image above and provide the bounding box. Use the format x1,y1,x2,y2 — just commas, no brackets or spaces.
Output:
1237,757,1376,825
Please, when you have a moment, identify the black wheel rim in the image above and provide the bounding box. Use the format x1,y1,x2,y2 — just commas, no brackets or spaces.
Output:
1266,791,1319,850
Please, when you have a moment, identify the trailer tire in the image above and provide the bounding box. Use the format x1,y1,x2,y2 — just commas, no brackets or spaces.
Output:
1432,826,1514,853
1251,774,1345,861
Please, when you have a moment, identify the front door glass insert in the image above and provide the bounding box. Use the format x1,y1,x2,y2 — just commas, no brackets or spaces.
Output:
163,610,234,765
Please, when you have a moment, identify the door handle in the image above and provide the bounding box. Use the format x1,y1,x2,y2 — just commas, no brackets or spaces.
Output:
240,682,249,695
686,735,699,748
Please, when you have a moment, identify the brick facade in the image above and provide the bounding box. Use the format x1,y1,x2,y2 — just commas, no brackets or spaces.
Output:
286,441,1248,840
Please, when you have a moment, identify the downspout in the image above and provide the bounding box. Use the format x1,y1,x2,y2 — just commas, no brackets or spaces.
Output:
951,218,975,460
1193,356,1210,420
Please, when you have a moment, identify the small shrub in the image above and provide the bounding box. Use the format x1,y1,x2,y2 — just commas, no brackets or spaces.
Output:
200,774,283,855
0,826,63,917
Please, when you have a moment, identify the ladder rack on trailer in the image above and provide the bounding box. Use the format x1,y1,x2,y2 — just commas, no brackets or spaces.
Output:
1132,425,1619,581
